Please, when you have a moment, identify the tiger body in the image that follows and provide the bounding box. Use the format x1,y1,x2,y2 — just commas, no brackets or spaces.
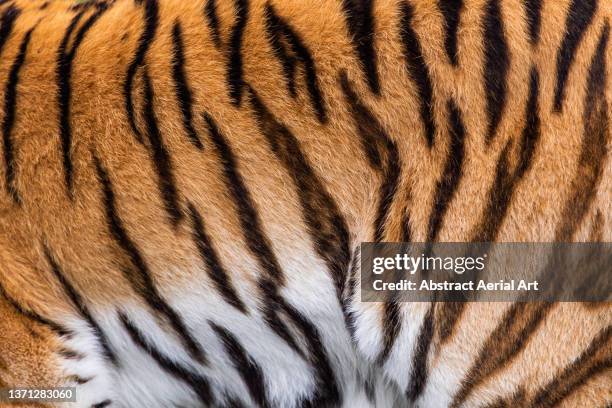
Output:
0,0,610,406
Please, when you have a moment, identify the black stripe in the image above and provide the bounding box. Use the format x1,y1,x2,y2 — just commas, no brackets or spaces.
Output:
279,299,341,407
406,305,434,401
124,0,158,144
400,2,436,147
210,323,269,408
57,5,108,196
171,22,203,150
263,3,297,97
188,203,247,313
438,0,463,66
227,0,249,106
91,400,112,408
2,26,33,205
341,0,380,94
342,248,360,341
426,99,466,242
248,88,350,298
450,303,553,407
524,0,542,45
119,312,213,405
401,204,412,242
263,3,327,123
483,0,510,144
0,281,72,337
44,247,118,365
339,72,400,242
141,70,183,226
93,155,206,364
0,5,19,56
379,299,401,363
203,113,302,355
553,0,598,113
204,0,222,49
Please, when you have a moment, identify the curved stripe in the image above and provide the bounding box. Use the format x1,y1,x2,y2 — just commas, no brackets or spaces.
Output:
2,25,33,205
57,4,109,196
400,2,436,147
119,312,213,405
341,0,380,94
263,3,297,97
188,203,247,313
44,246,118,365
204,0,222,49
553,0,598,112
0,5,19,56
406,305,434,401
227,0,249,106
93,154,206,364
171,22,203,149
124,0,158,144
483,0,509,144
438,0,463,66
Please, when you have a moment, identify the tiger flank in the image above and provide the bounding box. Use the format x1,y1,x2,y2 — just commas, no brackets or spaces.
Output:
0,0,609,407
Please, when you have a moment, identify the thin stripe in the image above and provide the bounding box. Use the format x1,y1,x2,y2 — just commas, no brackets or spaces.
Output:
119,312,213,405
553,0,598,112
44,246,118,365
203,113,301,355
91,400,112,408
263,3,297,97
400,2,436,147
0,281,72,336
483,0,510,144
2,26,33,205
406,305,434,401
341,0,380,94
450,302,553,407
438,0,463,66
263,3,327,123
57,5,108,196
210,323,269,408
227,0,249,106
426,99,466,243
555,21,609,241
530,325,611,408
379,299,401,363
171,22,203,150
204,0,222,49
124,0,158,144
93,154,206,364
247,87,350,299
141,70,183,227
188,202,247,313
524,0,542,45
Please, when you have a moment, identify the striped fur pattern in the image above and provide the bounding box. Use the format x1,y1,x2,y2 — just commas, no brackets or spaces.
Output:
0,0,610,406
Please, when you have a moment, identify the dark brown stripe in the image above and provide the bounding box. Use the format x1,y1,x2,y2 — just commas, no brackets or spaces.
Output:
524,0,542,45
210,322,269,408
57,4,109,196
0,280,72,337
248,87,350,299
378,298,401,363
188,202,247,313
341,0,380,94
171,22,203,150
483,0,510,143
44,246,118,366
449,302,553,407
141,70,184,227
93,154,205,364
531,325,611,408
0,5,19,56
263,3,297,97
57,347,85,360
553,0,598,112
262,3,327,123
438,0,463,65
427,99,466,242
91,401,112,408
227,0,249,106
203,113,301,355
555,21,609,241
2,25,33,205
406,304,435,401
400,1,436,147
124,0,158,144
119,312,213,405
204,0,222,49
